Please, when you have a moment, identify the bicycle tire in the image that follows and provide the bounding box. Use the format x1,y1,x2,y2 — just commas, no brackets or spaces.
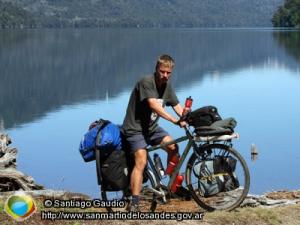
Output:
186,144,250,211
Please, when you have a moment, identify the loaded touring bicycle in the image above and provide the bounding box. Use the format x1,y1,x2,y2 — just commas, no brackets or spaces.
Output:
86,105,250,212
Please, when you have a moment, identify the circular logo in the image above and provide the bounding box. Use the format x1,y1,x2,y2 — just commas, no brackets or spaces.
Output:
4,193,36,221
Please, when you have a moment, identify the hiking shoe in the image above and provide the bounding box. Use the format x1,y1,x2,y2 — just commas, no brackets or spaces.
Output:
171,186,192,201
127,203,140,212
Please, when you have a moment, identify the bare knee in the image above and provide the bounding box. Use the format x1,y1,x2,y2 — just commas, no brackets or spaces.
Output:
133,149,147,171
169,143,178,153
162,136,178,154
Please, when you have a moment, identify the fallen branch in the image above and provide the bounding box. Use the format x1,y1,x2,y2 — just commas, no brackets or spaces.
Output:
0,133,43,192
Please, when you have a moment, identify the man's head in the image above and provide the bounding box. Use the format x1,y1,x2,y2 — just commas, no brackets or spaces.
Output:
155,54,175,85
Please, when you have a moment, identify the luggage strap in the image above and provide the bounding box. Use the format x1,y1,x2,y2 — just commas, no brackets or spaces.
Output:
200,172,230,181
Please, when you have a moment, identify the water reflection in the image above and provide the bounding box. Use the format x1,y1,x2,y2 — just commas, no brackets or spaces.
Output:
273,30,300,63
1,29,299,129
2,29,300,196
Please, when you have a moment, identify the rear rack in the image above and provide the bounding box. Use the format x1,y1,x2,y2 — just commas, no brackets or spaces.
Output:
194,132,239,142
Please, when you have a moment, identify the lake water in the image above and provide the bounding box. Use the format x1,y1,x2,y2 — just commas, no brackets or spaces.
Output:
1,29,300,197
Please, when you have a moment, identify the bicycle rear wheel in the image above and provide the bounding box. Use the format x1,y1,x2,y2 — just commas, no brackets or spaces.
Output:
100,169,158,212
100,188,129,212
186,144,250,211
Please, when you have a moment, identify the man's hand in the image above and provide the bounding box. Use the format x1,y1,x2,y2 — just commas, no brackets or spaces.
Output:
178,120,187,128
147,99,188,128
174,119,187,128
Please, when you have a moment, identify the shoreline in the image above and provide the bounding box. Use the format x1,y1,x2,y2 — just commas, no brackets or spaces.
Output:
1,133,300,209
1,188,300,209
0,189,300,225
1,133,300,225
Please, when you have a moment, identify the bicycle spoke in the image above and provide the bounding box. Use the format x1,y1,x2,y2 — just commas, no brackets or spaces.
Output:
186,144,250,211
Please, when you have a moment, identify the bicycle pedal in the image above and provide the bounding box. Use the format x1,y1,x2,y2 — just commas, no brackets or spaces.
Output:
158,200,168,205
144,187,165,197
171,187,192,201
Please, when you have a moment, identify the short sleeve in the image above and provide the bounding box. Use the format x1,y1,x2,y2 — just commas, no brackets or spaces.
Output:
138,78,158,101
165,84,179,107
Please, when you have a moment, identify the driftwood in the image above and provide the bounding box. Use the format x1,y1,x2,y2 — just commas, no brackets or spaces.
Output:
241,191,300,208
0,133,43,192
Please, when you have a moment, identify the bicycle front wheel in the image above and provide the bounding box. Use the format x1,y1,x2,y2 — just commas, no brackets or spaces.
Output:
186,144,250,211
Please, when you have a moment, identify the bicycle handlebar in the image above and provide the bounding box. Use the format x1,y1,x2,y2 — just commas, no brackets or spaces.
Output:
175,111,190,126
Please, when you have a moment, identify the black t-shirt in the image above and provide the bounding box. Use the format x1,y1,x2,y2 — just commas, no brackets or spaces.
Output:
122,74,179,134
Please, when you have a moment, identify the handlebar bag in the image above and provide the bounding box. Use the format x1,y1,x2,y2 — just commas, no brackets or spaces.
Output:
187,106,222,128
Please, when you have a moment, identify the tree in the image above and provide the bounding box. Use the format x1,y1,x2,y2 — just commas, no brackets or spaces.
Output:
0,1,35,28
272,0,300,27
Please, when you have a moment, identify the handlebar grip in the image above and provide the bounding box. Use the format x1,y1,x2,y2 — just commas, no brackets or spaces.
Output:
180,111,190,122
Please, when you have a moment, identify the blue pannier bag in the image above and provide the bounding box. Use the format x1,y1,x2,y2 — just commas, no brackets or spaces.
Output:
79,119,122,162
97,123,122,151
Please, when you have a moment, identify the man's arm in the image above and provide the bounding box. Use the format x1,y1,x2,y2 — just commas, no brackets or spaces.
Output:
172,103,184,117
173,103,187,127
147,98,178,124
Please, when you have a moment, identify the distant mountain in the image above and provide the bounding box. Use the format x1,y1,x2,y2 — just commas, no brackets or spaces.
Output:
1,0,284,28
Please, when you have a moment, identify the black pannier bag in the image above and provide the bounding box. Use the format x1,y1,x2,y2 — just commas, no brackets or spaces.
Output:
187,106,222,128
95,132,147,192
96,148,130,191
193,156,240,197
94,126,130,192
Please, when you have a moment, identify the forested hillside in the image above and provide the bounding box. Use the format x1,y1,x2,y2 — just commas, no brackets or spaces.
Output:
272,0,300,27
0,1,35,28
1,0,284,28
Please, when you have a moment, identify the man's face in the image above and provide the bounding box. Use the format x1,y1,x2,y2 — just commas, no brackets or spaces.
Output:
156,64,173,84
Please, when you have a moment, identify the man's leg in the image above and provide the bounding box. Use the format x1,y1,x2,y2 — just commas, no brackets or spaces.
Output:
131,149,147,197
149,127,179,173
160,135,179,169
160,135,191,199
124,133,148,210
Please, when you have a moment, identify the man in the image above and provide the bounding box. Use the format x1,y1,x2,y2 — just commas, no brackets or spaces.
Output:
122,54,187,211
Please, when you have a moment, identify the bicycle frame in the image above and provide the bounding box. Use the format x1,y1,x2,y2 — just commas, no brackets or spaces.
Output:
146,126,196,190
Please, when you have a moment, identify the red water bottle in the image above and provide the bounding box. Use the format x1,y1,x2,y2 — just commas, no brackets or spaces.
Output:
182,96,193,116
171,174,184,193
166,154,179,175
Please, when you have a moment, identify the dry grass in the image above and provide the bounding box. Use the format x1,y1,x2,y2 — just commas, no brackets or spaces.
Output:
204,204,300,225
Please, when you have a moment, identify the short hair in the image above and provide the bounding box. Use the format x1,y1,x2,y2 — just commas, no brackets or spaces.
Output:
155,54,175,69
